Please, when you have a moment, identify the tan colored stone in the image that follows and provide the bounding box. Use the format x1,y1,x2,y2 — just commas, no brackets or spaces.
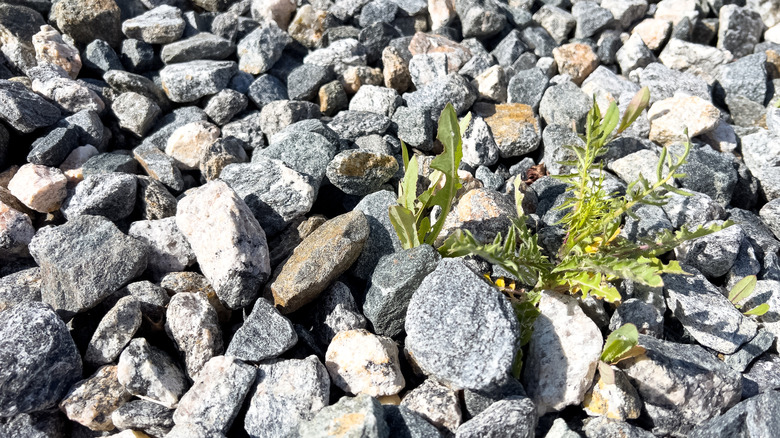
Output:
165,121,220,170
632,18,672,51
382,46,412,93
7,164,68,213
428,0,456,30
340,65,383,95
584,365,642,421
59,365,132,431
0,185,34,219
319,80,348,116
654,0,699,26
400,379,462,433
473,102,540,158
648,94,721,145
288,5,327,48
408,32,472,72
325,329,405,397
32,25,81,79
271,210,369,313
59,145,99,183
552,42,599,85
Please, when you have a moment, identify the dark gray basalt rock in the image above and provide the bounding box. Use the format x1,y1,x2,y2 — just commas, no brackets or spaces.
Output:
117,337,188,409
305,281,367,346
0,301,82,416
455,396,536,438
226,298,297,362
28,215,148,319
27,127,79,167
84,295,142,367
159,60,237,103
61,172,137,221
161,32,235,64
111,399,174,437
689,390,780,438
0,80,60,133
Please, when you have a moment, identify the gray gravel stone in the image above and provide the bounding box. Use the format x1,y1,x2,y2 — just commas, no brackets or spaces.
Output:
689,389,780,438
328,110,392,141
350,84,402,117
111,400,174,437
326,149,399,196
0,411,67,438
237,22,291,75
28,215,148,319
165,291,224,378
256,130,335,189
84,296,142,367
364,245,440,337
83,39,123,73
718,4,764,58
160,60,237,103
104,70,169,109
173,355,256,433
392,106,434,152
222,112,266,151
0,301,81,416
609,298,664,338
161,32,235,64
203,89,247,126
384,404,443,438
305,281,367,346
507,68,549,112
521,26,557,58
226,298,297,362
583,417,654,438
57,109,109,152
287,63,334,102
247,74,288,109
675,221,745,278
456,0,506,39
0,79,60,134
244,356,330,438
662,191,725,229
620,335,742,436
58,364,131,431
128,217,195,280
664,266,757,354
82,153,137,177
299,394,389,438
616,33,656,74
122,5,185,44
723,330,775,373
533,5,576,44
741,353,780,399
637,63,709,105
539,80,591,130
27,127,79,167
61,173,137,221
572,1,613,39
462,115,499,167
409,53,449,88
120,39,156,73
403,73,477,120
259,100,320,136
715,52,768,106
455,397,536,438
740,129,780,201
406,258,519,391
304,38,367,75
135,146,186,192
352,190,403,280
112,91,162,137
0,268,41,314
400,378,461,433
541,123,580,176
658,38,733,83
116,337,187,409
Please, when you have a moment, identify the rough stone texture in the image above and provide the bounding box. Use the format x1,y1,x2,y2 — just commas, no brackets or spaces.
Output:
403,73,477,119
244,356,330,438
32,24,80,78
59,365,131,431
298,394,389,438
165,292,224,378
619,335,742,437
84,296,142,367
539,80,591,130
117,337,188,409
0,301,82,416
326,149,399,196
111,400,174,437
121,5,185,45
473,102,541,158
718,5,765,58
724,330,775,373
8,164,67,213
176,180,271,309
128,217,195,281
401,378,462,433
160,60,237,103
552,42,599,85
523,291,603,415
364,245,440,337
173,355,256,433
226,298,297,362
583,366,642,421
462,115,500,167
325,329,405,397
304,281,367,346
237,23,291,75
259,100,322,137
204,89,247,126
26,127,78,168
165,120,220,170
134,146,185,193
405,258,520,391
52,0,122,47
352,190,404,280
0,410,68,438
664,267,758,354
271,211,369,314
674,222,745,278
384,404,443,438
392,106,434,151
658,38,733,82
28,215,148,318
455,397,536,438
0,80,60,133
583,417,654,438
0,268,40,313
0,201,34,261
437,187,517,246
689,389,780,438
161,32,235,64
648,94,721,145
112,92,161,137
349,84,402,117
61,173,137,222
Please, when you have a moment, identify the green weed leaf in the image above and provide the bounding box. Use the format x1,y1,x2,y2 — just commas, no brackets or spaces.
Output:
601,323,643,364
729,275,757,305
388,205,419,250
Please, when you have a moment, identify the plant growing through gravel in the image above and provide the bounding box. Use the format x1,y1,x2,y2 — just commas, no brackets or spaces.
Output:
728,274,770,316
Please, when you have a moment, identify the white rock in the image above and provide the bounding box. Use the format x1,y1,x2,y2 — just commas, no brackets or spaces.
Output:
631,18,672,51
8,163,68,213
165,121,220,170
325,329,405,397
251,0,297,29
128,217,196,281
765,23,780,44
176,180,271,309
648,94,720,145
32,25,81,79
471,65,507,103
428,0,455,30
59,145,99,183
523,290,603,415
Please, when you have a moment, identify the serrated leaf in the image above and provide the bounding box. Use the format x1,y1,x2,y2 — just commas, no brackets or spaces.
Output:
744,303,770,316
425,104,463,245
729,275,758,305
388,205,419,250
601,323,640,364
618,87,650,134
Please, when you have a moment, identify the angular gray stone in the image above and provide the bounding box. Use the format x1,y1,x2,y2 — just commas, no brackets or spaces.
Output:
116,337,188,409
160,60,237,103
740,129,780,201
523,291,602,414
662,191,725,229
136,175,178,220
664,266,758,354
61,173,137,222
0,79,60,133
258,100,321,136
165,292,224,378
507,68,549,112
84,39,122,73
256,130,335,188
409,53,449,89
583,417,654,438
104,70,169,110
404,73,476,120
111,399,174,437
27,127,79,167
462,115,499,168
287,63,335,102
401,378,461,433
173,356,256,433
121,5,185,44
244,356,330,438
176,180,271,309
392,106,434,152
119,38,155,73
717,5,764,58
161,32,235,64
689,389,780,438
675,221,745,278
572,0,614,39
405,258,520,391
350,84,402,117
84,296,142,367
203,89,247,126
226,298,297,362
352,190,403,280
539,81,591,130
299,394,389,438
222,112,267,151
716,51,768,110
305,281,367,346
724,330,775,373
456,0,507,39
616,33,655,74
0,301,81,416
28,215,148,319
326,149,399,196
128,217,195,281
364,245,440,337
237,22,291,75
620,335,742,436
638,62,711,105
455,397,536,438
0,268,41,313
658,38,733,82
384,404,443,438
0,410,67,438
113,92,162,138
